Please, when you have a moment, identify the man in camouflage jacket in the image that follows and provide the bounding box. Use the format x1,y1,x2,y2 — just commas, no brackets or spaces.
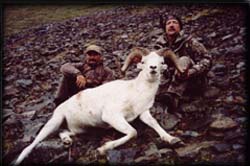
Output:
54,45,114,106
155,15,212,113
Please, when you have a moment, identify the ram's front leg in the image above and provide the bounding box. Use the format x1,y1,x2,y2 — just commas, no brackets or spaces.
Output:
97,114,137,155
139,110,182,145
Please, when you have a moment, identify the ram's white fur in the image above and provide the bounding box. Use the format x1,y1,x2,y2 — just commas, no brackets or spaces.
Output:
14,52,182,165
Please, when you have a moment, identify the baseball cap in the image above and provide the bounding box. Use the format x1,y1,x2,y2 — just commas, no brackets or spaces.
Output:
85,45,103,55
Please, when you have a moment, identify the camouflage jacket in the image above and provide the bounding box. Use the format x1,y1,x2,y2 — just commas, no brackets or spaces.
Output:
61,62,114,89
154,31,212,79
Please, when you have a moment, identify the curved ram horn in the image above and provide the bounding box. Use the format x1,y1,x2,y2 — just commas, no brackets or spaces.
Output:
121,47,150,72
156,48,185,73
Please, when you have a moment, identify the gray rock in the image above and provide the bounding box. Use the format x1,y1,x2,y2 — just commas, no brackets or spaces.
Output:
48,151,68,163
213,77,230,89
239,27,245,34
100,30,112,39
145,143,161,158
210,48,220,57
25,138,67,163
236,138,245,145
148,28,163,38
107,148,137,163
121,34,128,39
161,113,180,130
230,69,240,79
235,117,247,123
233,96,246,105
107,150,122,163
4,74,16,82
180,104,197,113
158,148,173,154
237,154,245,162
16,79,33,88
209,130,225,138
97,23,105,27
3,114,24,139
21,110,36,119
134,156,150,163
222,34,234,41
204,86,220,98
207,32,217,38
4,85,19,97
37,138,64,150
181,130,200,138
25,99,52,112
22,121,44,142
211,63,226,73
236,62,245,69
212,143,231,153
207,71,216,78
3,114,21,126
226,45,245,54
224,130,244,141
175,141,217,158
232,144,244,150
3,109,15,122
212,151,237,162
210,117,238,131
156,105,164,114
225,95,234,104
134,143,162,163
112,50,124,58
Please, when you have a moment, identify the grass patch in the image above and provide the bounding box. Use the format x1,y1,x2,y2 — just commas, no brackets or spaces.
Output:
4,4,115,37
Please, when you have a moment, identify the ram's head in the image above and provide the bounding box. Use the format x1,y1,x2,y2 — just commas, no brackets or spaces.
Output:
121,47,185,74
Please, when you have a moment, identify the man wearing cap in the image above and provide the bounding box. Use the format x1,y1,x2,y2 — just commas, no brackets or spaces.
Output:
54,45,114,106
154,14,212,114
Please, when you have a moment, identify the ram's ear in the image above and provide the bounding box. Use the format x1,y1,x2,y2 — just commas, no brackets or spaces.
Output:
137,62,144,69
162,64,168,70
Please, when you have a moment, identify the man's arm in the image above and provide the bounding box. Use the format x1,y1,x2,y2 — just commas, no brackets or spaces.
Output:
84,67,114,87
60,62,84,77
60,62,86,88
186,38,212,78
103,67,115,83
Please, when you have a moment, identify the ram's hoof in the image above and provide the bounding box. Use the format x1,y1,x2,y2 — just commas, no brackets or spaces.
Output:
169,137,185,147
97,147,106,155
170,137,180,144
62,138,73,148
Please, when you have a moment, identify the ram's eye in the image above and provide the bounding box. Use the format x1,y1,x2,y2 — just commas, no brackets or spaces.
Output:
161,62,165,65
141,61,145,64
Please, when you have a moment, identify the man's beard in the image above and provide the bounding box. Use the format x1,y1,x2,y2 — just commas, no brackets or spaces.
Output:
87,60,99,67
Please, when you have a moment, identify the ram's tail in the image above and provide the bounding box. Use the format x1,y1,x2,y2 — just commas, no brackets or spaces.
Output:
13,111,64,165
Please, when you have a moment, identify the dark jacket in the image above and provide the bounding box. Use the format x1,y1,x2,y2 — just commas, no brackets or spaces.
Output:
55,62,114,105
154,30,212,79
154,30,212,96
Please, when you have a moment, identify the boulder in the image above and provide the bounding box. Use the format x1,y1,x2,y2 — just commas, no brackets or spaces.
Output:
210,117,238,131
175,141,217,159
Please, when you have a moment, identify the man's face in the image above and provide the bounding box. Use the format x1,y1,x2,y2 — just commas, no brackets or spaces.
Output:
86,51,102,66
165,19,181,37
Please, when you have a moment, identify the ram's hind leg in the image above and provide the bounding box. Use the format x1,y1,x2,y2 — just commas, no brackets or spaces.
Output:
14,111,64,165
97,115,137,155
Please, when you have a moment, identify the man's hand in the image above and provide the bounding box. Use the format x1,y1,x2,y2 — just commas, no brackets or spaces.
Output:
176,68,196,81
76,75,87,88
176,69,189,80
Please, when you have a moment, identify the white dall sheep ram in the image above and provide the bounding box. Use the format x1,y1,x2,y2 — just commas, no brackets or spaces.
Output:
14,48,184,165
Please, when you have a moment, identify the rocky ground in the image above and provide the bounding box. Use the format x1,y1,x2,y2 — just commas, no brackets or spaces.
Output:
3,4,248,165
